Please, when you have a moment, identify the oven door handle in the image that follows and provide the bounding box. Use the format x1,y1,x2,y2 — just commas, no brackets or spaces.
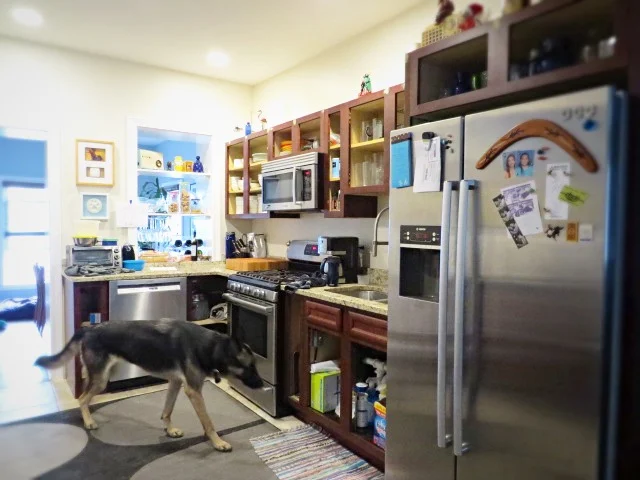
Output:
223,293,275,315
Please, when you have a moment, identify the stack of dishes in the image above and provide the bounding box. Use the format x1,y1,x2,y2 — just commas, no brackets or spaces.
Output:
252,153,267,163
280,140,292,155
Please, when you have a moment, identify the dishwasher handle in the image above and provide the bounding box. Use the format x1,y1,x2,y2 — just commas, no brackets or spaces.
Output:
117,283,182,295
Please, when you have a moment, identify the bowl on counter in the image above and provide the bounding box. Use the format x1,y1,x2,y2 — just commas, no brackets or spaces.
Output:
123,259,146,271
73,237,97,247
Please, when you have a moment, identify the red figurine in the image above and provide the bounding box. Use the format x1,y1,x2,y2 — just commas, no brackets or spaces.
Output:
435,0,455,25
459,3,484,31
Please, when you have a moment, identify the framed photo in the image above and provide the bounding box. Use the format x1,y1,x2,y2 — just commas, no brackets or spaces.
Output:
81,193,109,220
76,140,115,186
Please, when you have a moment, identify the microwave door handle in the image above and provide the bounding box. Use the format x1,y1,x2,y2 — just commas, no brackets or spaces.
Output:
291,167,300,204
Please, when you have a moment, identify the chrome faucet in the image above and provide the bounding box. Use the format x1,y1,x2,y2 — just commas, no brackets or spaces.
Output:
372,206,389,257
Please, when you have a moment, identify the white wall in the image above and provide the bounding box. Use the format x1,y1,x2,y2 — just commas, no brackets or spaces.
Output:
0,36,253,260
251,1,501,268
251,0,503,124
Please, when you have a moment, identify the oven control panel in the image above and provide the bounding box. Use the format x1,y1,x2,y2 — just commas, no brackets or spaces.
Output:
400,225,441,246
227,281,279,303
303,243,320,256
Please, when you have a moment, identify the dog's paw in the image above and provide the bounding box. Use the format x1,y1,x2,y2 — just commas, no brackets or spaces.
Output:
213,439,232,452
84,421,99,430
165,427,184,438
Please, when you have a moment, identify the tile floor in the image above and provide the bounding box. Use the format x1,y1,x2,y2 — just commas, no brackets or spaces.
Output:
0,320,304,430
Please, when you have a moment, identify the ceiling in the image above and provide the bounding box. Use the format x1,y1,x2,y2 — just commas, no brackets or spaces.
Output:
0,0,423,85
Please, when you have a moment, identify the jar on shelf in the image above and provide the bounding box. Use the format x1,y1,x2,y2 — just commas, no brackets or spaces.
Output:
179,182,191,213
167,190,179,214
190,189,202,213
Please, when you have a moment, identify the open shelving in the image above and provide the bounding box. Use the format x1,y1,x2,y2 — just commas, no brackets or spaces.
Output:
130,123,214,257
224,88,402,220
406,0,625,121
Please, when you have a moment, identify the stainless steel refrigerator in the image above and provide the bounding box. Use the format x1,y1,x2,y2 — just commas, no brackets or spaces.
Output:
385,86,626,480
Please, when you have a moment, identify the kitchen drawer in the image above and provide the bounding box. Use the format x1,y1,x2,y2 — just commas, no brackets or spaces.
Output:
347,311,387,351
305,300,342,332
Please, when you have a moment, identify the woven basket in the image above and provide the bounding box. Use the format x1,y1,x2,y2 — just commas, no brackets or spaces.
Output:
422,13,463,47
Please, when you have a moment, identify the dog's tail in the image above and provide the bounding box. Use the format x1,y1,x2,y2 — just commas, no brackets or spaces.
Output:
35,329,86,369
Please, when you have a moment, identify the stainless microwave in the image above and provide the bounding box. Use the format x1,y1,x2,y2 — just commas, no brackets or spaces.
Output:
66,245,122,267
261,152,319,211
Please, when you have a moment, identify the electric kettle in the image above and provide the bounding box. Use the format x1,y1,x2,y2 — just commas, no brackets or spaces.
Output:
320,256,342,287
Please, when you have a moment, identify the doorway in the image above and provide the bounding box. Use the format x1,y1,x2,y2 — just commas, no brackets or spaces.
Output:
0,127,62,423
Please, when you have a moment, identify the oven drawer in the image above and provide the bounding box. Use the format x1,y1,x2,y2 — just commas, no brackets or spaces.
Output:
305,300,342,332
346,311,387,351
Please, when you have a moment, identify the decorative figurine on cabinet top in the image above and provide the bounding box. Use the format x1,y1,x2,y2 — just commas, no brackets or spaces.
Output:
193,155,204,173
459,3,484,31
360,74,372,96
435,0,455,24
257,110,268,131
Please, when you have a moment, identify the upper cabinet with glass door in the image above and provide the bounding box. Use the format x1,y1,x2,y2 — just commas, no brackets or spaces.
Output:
135,127,213,258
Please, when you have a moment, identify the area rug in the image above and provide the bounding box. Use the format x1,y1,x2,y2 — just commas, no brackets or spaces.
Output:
250,425,383,480
0,382,278,480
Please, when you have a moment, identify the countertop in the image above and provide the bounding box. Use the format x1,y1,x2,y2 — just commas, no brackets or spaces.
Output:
62,261,237,283
63,262,388,316
292,284,388,317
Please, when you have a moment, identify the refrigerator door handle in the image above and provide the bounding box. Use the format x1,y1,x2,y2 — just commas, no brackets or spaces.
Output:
453,179,476,456
437,180,456,448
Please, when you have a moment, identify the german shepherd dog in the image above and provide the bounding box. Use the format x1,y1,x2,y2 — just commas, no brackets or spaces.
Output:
35,319,264,452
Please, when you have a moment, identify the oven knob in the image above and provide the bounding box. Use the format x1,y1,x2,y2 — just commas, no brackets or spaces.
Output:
114,255,120,260
113,248,119,253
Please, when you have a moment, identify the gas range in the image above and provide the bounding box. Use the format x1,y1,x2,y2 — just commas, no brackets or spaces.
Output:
228,269,325,302
227,240,331,302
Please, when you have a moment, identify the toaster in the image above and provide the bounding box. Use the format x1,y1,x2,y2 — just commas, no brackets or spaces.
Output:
139,149,164,170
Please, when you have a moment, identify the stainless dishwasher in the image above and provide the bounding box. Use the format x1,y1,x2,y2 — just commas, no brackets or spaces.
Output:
108,277,187,381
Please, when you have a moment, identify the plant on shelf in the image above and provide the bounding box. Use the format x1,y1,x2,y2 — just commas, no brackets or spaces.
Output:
140,178,168,213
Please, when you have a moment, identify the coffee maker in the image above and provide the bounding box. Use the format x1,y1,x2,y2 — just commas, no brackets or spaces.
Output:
317,236,359,284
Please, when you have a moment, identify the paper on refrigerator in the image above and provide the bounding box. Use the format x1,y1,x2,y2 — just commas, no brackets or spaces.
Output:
500,181,543,236
544,163,570,220
413,136,441,193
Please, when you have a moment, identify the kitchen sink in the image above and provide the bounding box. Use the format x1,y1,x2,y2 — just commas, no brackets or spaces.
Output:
333,289,388,303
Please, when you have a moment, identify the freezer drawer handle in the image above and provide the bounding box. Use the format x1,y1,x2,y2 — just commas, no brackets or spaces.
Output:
453,179,476,456
437,180,456,449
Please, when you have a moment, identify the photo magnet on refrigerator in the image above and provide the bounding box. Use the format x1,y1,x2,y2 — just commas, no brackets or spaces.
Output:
493,194,528,249
566,222,579,242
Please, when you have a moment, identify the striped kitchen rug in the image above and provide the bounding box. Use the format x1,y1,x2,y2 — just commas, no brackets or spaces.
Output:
250,425,383,480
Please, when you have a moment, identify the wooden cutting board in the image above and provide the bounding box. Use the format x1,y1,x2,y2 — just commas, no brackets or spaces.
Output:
225,257,288,272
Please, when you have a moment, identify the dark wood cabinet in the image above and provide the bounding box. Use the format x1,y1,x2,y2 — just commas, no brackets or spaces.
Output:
64,280,110,398
346,311,387,352
289,298,387,470
406,0,628,122
225,87,403,220
305,300,342,332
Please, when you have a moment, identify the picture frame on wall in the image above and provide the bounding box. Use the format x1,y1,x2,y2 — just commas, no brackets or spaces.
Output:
76,139,115,186
81,193,109,220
